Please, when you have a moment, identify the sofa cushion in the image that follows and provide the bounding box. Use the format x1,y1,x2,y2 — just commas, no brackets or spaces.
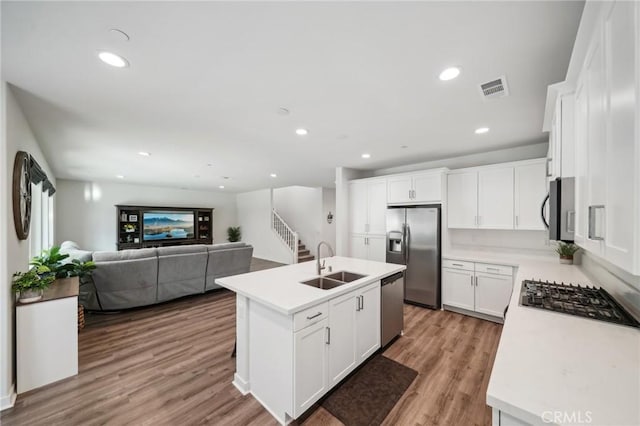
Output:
94,248,157,262
157,245,208,256
59,241,93,263
206,242,246,251
91,257,159,310
60,240,81,251
205,245,253,291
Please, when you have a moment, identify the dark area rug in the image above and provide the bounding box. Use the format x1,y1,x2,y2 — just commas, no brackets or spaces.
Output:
321,355,418,426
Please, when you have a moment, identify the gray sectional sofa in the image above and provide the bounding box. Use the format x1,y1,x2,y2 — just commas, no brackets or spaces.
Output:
60,241,253,311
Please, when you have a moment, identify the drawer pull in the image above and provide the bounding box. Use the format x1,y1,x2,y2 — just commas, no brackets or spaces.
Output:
306,312,323,320
452,263,464,267
487,267,500,272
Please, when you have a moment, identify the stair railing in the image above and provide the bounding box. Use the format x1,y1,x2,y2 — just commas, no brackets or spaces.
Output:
271,209,299,263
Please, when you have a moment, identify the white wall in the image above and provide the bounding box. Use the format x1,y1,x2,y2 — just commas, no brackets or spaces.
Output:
368,142,549,177
55,179,238,251
236,189,291,264
2,84,56,409
321,188,336,255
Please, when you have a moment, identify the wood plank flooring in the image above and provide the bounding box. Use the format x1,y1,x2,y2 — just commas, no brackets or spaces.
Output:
0,283,502,426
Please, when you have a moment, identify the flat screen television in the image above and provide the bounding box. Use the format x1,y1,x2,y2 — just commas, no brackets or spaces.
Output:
143,211,195,241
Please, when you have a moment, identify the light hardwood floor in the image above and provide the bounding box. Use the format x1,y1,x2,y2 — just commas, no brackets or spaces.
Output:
0,288,502,425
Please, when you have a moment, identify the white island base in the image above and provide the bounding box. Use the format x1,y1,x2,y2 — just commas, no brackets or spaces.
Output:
216,256,406,424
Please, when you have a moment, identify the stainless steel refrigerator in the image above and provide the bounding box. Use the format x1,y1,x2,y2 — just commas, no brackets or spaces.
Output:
386,205,441,309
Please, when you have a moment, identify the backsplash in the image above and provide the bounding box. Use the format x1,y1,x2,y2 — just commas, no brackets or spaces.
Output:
448,229,555,256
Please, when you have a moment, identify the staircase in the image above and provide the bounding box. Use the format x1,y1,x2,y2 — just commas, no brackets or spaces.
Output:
297,241,315,263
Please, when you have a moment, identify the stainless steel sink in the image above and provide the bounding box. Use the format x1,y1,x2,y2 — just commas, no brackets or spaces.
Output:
325,271,367,283
300,277,346,290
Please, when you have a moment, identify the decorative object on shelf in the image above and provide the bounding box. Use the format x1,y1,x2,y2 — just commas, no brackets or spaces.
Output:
12,269,55,303
12,151,32,240
128,214,138,222
555,241,579,264
327,211,334,224
124,223,136,232
227,226,241,242
120,212,127,221
133,237,140,243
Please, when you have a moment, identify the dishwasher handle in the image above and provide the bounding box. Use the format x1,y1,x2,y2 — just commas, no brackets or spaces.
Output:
381,272,404,286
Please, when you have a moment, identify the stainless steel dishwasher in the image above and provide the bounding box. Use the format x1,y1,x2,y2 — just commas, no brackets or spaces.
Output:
381,272,404,347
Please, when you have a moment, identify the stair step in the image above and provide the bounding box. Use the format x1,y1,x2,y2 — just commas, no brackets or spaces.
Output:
298,249,310,256
298,254,315,263
298,244,306,250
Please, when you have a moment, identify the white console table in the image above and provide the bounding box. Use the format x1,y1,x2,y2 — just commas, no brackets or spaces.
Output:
17,278,79,394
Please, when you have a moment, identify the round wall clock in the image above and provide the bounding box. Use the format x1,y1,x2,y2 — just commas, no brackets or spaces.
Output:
12,151,32,240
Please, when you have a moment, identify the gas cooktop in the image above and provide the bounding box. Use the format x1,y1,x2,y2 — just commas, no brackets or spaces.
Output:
520,279,640,328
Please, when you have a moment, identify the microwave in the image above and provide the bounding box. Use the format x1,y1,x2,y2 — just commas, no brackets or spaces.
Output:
542,177,575,242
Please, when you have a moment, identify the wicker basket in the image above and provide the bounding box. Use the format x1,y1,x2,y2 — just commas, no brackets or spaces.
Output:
78,304,85,331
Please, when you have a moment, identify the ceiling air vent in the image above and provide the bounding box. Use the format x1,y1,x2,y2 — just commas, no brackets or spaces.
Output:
479,76,509,99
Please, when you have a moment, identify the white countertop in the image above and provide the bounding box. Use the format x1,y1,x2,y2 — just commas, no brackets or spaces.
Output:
216,256,406,316
447,251,640,425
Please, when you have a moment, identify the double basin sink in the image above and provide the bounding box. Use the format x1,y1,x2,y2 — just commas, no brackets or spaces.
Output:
300,271,367,290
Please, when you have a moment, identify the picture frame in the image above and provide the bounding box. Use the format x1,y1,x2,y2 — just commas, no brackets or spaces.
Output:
129,214,138,222
134,237,140,243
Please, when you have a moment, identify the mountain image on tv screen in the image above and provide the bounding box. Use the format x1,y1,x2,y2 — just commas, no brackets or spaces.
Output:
143,212,195,241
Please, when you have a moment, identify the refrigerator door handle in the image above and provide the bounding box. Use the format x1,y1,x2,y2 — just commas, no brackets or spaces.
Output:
405,224,411,264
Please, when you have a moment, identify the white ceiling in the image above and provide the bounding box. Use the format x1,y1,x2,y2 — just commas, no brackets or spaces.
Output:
2,1,584,192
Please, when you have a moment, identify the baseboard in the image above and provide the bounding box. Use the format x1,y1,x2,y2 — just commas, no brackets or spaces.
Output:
0,383,17,411
443,304,504,324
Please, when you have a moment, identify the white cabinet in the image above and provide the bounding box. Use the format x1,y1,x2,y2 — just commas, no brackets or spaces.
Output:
293,318,328,417
447,161,546,231
387,171,443,205
546,90,575,180
355,282,381,361
478,167,514,229
349,234,386,262
442,260,514,322
349,179,387,235
474,273,514,318
570,0,640,276
442,267,475,311
447,171,478,228
514,161,547,230
327,292,358,387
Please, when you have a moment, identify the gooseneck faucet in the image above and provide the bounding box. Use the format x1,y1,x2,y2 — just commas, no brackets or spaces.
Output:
316,241,335,275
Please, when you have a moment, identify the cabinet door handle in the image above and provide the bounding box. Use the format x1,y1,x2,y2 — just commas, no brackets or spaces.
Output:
515,215,519,227
325,327,330,345
356,296,361,311
360,295,364,310
546,158,552,177
567,210,575,233
475,276,478,286
306,312,322,320
588,205,605,240
471,276,474,286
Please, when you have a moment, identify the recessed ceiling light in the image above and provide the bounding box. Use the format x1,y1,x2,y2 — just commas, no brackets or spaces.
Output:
109,29,130,42
98,51,129,68
439,67,460,81
475,127,490,134
295,128,308,136
401,145,408,149
116,175,125,179
207,163,213,167
277,107,290,116
270,173,277,178
361,153,371,159
222,176,230,180
219,185,225,189
138,151,151,157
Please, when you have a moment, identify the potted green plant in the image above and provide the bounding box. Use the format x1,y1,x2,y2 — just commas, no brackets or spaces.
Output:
227,226,241,242
555,241,580,264
30,246,96,285
12,268,55,303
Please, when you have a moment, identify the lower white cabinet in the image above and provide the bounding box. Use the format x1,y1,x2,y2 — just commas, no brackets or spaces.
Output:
294,281,381,417
442,259,514,322
293,318,329,416
349,234,386,262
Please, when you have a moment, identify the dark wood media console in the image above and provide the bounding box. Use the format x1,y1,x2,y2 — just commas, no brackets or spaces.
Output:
116,205,213,251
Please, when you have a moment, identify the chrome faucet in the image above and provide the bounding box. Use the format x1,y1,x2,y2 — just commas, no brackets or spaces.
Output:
316,241,335,275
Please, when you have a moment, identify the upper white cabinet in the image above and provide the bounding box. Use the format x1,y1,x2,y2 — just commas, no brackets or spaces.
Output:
349,234,386,263
447,171,478,228
387,171,443,205
570,0,640,276
546,88,576,180
349,179,387,235
447,160,545,230
477,167,514,229
514,162,547,230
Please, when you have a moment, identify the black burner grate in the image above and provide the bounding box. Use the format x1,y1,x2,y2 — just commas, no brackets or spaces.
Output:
520,280,640,328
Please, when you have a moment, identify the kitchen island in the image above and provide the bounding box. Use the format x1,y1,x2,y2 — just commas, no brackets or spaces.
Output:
216,256,406,424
